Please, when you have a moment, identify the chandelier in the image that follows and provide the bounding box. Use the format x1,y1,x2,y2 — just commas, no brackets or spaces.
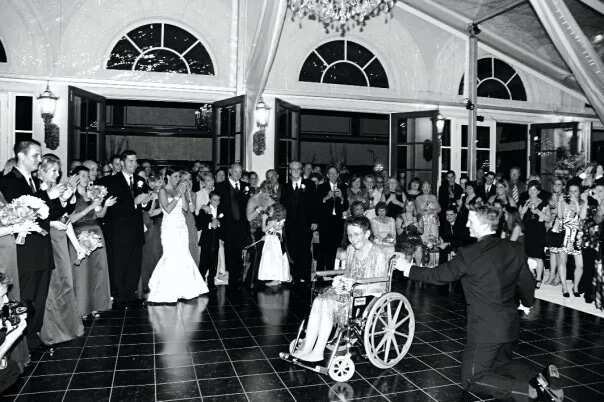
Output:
194,104,212,130
289,0,396,33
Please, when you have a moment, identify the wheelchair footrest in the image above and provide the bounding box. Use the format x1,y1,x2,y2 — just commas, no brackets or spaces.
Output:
278,352,328,375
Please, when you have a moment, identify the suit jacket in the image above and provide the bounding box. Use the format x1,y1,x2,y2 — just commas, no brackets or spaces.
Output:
104,172,146,244
195,208,222,249
438,183,463,209
280,178,318,230
214,180,249,231
480,183,497,200
317,181,349,223
407,235,535,344
0,168,54,272
439,218,470,250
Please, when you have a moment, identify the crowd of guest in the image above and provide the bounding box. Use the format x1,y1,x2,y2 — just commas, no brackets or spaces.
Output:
0,139,603,390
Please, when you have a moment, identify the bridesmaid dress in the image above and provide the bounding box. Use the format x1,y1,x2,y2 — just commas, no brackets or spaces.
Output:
0,191,29,372
40,191,84,345
140,197,163,296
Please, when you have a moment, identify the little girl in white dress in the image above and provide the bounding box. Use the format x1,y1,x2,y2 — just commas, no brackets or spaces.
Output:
258,204,291,286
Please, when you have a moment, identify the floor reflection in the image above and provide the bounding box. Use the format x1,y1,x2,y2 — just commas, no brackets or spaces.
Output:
148,296,209,371
257,286,290,326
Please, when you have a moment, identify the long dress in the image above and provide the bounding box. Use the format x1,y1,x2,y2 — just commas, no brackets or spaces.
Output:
39,225,85,344
317,243,388,325
522,200,547,259
258,219,291,282
184,209,200,268
70,194,112,316
148,197,208,303
0,192,29,372
140,199,162,295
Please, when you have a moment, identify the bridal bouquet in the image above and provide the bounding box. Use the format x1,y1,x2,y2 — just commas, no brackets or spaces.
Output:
75,230,103,264
86,185,108,211
332,275,355,296
0,195,49,244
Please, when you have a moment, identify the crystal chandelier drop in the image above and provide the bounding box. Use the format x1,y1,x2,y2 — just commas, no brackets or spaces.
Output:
289,0,396,33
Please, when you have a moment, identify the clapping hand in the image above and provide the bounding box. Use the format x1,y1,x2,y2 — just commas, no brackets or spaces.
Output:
67,174,80,188
47,183,67,200
210,218,221,229
104,196,117,207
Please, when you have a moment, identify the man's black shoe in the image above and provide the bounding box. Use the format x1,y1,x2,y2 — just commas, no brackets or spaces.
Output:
529,364,564,402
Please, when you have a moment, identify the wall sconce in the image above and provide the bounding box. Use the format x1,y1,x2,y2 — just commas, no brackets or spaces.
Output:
434,112,445,135
37,82,60,150
255,97,270,129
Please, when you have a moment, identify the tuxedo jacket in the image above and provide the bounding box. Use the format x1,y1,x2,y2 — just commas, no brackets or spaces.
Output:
0,168,54,272
104,173,147,244
195,208,222,250
480,183,497,200
406,235,535,344
317,181,349,223
438,183,463,209
280,178,318,230
439,218,470,250
214,180,249,230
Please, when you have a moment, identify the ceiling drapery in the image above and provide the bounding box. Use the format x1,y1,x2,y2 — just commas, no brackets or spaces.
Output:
243,0,288,167
530,0,604,124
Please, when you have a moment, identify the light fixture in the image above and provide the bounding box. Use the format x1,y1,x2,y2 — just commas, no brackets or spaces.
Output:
255,97,270,129
289,0,396,33
434,113,445,135
37,82,59,150
194,104,212,130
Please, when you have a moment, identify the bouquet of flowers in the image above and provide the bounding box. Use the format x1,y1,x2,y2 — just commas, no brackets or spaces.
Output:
75,230,103,264
86,185,108,211
332,275,355,295
0,195,49,244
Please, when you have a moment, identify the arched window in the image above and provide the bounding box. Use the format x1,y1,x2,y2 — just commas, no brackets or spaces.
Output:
0,40,6,63
106,23,214,75
458,57,526,101
299,40,389,88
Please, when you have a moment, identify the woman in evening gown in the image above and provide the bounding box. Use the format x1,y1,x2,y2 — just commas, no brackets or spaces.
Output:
179,171,200,267
139,174,163,298
148,169,208,303
37,155,85,344
69,166,115,317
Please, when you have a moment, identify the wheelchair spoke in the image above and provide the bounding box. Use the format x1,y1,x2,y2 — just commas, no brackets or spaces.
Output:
392,335,401,356
395,314,410,328
373,330,386,336
375,334,388,352
387,301,393,323
383,335,392,363
378,314,388,327
394,330,408,339
391,300,403,325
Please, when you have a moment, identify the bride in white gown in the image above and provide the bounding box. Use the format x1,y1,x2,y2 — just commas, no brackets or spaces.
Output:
148,169,208,303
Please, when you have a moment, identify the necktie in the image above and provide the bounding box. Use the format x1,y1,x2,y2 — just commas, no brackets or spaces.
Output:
331,183,336,215
129,175,134,195
235,182,240,191
512,184,519,203
295,183,299,191
28,177,36,193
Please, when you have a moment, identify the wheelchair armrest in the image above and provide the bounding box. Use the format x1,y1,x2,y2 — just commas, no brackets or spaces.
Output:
353,277,390,285
314,270,345,278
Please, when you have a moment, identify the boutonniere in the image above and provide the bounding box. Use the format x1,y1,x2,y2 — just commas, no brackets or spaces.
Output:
301,183,306,190
218,213,224,219
244,186,250,194
39,182,49,191
136,180,144,189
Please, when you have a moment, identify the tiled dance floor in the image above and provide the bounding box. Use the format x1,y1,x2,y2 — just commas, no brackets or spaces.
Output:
2,280,604,401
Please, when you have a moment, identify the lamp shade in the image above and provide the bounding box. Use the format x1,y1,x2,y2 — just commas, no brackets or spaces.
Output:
37,83,58,117
435,113,445,134
255,98,270,128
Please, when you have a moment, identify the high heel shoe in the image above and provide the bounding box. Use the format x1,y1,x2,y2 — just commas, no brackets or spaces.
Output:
573,289,582,297
562,291,569,298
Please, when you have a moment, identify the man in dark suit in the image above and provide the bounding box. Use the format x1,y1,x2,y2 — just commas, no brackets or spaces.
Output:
214,163,249,286
396,205,560,401
316,165,348,271
479,171,497,200
0,140,52,348
508,167,526,205
196,191,222,289
438,206,470,262
438,170,463,210
281,161,318,282
104,150,151,307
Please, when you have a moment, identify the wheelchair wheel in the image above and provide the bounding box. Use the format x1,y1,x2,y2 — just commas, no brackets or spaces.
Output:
328,355,355,382
363,292,414,369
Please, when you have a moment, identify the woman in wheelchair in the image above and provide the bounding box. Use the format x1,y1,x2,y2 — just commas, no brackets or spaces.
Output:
293,216,388,362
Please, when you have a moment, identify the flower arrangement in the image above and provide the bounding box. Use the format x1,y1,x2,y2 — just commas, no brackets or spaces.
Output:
332,275,355,295
75,230,103,264
0,195,49,244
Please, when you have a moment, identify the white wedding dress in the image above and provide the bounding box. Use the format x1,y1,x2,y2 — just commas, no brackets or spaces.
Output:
148,197,208,303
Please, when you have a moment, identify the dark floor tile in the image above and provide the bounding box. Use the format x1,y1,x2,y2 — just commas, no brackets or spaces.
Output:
198,376,244,396
31,359,77,375
366,374,417,395
116,354,155,370
228,347,265,361
114,369,155,386
118,343,154,357
559,366,604,384
202,393,247,402
326,378,381,398
403,369,453,388
254,335,290,346
239,373,284,393
424,384,478,401
217,328,250,338
75,356,116,372
278,369,324,388
355,362,398,378
426,340,465,353
90,326,123,336
81,345,118,358
194,362,236,379
288,384,331,401
409,342,440,357
233,359,273,376
64,388,111,402
41,347,82,361
155,353,192,369
2,378,26,396
563,385,604,401
191,350,229,365
15,391,64,401
86,335,120,346
417,353,460,369
121,334,154,344
68,370,114,389
156,380,201,400
436,366,463,384
188,340,223,352
20,374,71,394
156,366,196,384
247,388,294,401
110,385,155,401
222,337,257,349
386,389,440,401
394,357,430,373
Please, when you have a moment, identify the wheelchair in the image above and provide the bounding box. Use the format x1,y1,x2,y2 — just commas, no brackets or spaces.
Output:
279,255,415,382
